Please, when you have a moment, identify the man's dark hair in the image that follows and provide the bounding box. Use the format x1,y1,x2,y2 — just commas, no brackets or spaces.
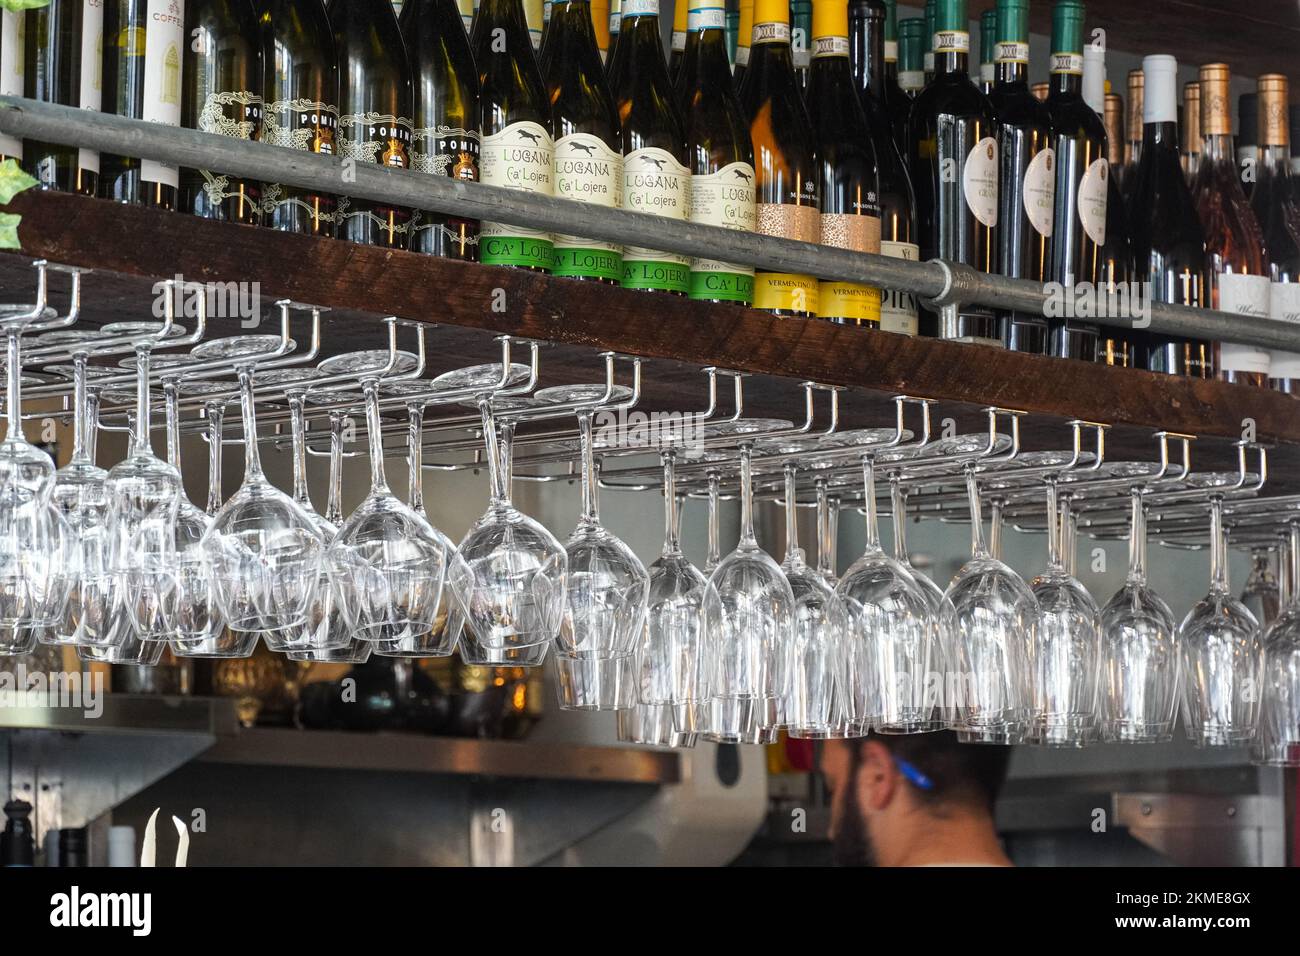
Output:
852,731,1012,816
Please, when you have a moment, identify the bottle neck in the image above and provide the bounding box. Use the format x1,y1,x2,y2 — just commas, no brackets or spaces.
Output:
1051,67,1082,97
995,60,1027,89
1201,132,1235,165
848,8,886,98
934,48,968,78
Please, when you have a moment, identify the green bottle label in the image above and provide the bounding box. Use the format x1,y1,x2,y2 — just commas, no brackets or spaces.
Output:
481,235,555,269
690,269,754,303
553,247,623,281
623,259,690,292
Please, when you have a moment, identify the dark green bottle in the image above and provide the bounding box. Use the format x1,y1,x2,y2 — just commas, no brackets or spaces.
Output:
23,1,100,194
677,0,756,305
609,0,691,294
546,0,623,282
400,0,481,260
181,0,264,224
329,0,414,247
473,0,555,271
260,0,339,236
101,0,187,209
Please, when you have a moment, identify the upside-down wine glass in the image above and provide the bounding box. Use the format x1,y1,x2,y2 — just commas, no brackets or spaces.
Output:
1028,477,1102,747
1178,493,1262,746
1254,521,1300,766
889,471,949,727
1099,485,1180,743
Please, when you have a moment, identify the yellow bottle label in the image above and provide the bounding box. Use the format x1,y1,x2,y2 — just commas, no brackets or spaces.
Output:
754,273,819,314
818,281,881,324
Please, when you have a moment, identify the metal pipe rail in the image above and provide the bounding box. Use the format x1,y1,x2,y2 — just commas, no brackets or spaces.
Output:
3,97,1299,352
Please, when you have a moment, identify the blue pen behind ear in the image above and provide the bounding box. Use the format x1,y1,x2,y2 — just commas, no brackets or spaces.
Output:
895,757,935,791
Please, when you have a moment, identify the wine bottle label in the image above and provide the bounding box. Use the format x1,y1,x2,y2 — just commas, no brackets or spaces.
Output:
480,121,555,269
933,30,969,54
994,41,1028,65
899,69,924,92
757,201,819,243
621,147,690,290
812,36,849,58
962,137,999,228
672,30,687,51
543,0,552,23
980,63,994,84
884,40,898,62
1217,272,1272,375
736,46,750,67
924,51,934,72
140,0,185,189
1268,282,1300,377
410,124,480,246
1077,158,1109,246
1022,147,1055,238
553,133,623,281
754,272,818,314
339,111,411,168
264,99,339,154
0,10,22,159
689,162,756,302
689,7,725,30
622,0,658,15
880,240,920,335
819,213,882,324
610,12,620,34
1050,52,1084,76
196,90,264,204
753,22,790,44
524,0,545,47
78,0,104,175
459,0,474,32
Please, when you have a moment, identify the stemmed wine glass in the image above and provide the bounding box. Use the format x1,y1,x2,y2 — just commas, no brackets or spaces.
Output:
781,463,848,739
200,338,327,634
888,471,948,721
701,441,793,743
1255,521,1300,766
638,450,707,730
836,457,938,735
943,462,1035,744
704,469,722,575
1178,493,1262,746
1099,485,1181,743
546,384,648,711
1028,477,1102,747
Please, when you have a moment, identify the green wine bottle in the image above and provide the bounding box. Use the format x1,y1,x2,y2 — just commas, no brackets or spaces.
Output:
23,1,100,194
546,0,623,282
473,0,555,270
610,0,691,294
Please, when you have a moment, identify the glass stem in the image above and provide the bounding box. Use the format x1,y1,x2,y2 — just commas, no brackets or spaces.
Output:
1045,479,1062,570
816,479,830,576
238,365,263,482
479,397,507,504
363,379,388,494
70,354,90,463
1127,487,1147,585
1063,495,1079,577
578,410,598,524
132,346,153,457
407,403,424,514
289,394,310,507
206,403,224,517
889,472,909,564
500,420,516,492
863,457,881,552
738,444,756,547
164,381,181,471
706,471,721,571
662,451,681,555
1208,495,1229,595
4,329,21,441
783,462,799,563
990,498,1004,561
85,390,100,465
326,411,344,525
965,464,988,558
1288,523,1300,611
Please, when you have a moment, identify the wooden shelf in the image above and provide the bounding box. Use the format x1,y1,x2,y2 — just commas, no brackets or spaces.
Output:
6,190,1299,488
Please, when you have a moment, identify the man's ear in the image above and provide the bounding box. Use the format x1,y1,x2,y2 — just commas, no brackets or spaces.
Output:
856,740,901,812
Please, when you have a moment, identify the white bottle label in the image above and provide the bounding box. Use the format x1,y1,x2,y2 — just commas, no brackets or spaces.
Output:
141,0,185,189
1215,272,1272,375
689,7,725,30
980,62,994,85
78,0,104,175
689,161,756,276
962,137,998,228
1269,281,1300,377
736,45,750,67
0,10,24,159
480,120,554,241
1022,147,1055,238
622,0,658,15
553,132,622,252
884,40,898,62
880,240,920,335
622,146,690,262
1077,157,1109,247
671,30,686,52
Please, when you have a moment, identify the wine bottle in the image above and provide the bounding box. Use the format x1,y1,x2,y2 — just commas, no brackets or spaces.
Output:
896,16,924,98
990,0,1051,354
1237,91,1257,200
1251,74,1300,392
809,0,880,326
22,1,100,194
592,0,610,59
0,9,22,165
1290,102,1300,179
1192,63,1268,387
260,0,338,236
725,0,739,65
473,0,555,270
330,0,412,247
922,0,934,84
102,0,187,209
849,0,917,334
609,0,691,293
180,0,263,225
743,0,819,317
605,0,621,74
524,0,545,47
733,0,752,87
1030,81,1047,102
1088,47,1134,367
1122,67,1141,193
907,0,999,344
401,0,481,260
977,8,994,94
790,0,811,89
850,0,904,159
1129,54,1210,377
678,0,756,305
1182,79,1200,186
1044,0,1104,361
458,0,474,32
668,0,687,84
881,0,901,96
546,0,623,283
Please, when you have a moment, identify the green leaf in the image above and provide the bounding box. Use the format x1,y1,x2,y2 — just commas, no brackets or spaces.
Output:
0,1,52,12
0,158,36,204
0,212,22,250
